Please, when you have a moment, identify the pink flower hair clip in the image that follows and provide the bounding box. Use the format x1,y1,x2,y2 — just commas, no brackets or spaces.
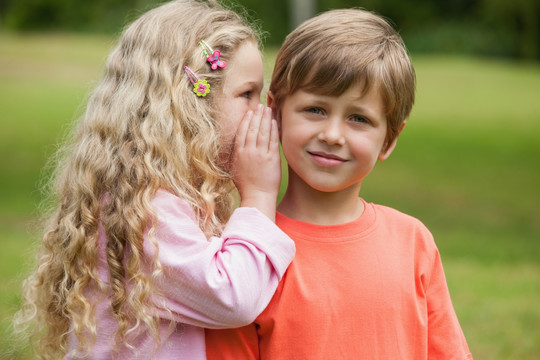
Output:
199,40,226,70
184,66,210,97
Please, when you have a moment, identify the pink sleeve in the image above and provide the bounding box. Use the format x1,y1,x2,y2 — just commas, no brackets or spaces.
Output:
426,249,473,359
143,190,295,329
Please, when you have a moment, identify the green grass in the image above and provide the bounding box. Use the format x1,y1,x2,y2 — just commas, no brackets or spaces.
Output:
1,32,539,359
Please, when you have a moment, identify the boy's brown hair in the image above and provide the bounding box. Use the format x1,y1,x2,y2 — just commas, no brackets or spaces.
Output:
269,8,416,150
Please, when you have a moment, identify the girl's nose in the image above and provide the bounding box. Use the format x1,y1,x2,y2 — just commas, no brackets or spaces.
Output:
317,119,345,146
249,102,260,112
250,95,262,111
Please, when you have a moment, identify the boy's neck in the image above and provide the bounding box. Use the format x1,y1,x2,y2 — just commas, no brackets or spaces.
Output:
277,179,364,226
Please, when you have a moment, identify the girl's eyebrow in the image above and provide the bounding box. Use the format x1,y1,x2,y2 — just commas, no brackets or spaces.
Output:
244,80,262,87
242,80,264,91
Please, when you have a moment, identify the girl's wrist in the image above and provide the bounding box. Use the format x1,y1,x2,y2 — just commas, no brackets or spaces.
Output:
240,191,278,221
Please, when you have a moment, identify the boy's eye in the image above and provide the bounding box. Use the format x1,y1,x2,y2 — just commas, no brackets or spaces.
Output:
241,91,252,99
305,107,324,115
351,115,370,124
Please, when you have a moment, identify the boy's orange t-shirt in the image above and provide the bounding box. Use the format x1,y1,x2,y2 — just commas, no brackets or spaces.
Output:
206,200,472,359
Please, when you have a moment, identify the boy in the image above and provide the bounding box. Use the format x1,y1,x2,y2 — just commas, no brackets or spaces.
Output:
206,8,472,359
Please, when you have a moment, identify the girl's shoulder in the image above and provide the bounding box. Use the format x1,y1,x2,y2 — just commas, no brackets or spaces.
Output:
151,189,197,223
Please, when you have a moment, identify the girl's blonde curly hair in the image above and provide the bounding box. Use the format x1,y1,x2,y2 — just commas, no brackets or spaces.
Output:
13,0,260,358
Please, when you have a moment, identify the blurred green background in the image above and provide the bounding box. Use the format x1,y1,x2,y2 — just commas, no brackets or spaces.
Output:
1,0,539,359
1,0,539,60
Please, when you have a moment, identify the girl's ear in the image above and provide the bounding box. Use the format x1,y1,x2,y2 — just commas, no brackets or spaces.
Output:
378,122,406,161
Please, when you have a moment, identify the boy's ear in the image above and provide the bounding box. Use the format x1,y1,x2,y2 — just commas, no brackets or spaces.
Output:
267,91,276,114
267,91,281,136
378,121,406,161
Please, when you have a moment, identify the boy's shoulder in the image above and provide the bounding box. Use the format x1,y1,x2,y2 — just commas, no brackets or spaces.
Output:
370,201,419,220
368,201,431,234
368,202,437,253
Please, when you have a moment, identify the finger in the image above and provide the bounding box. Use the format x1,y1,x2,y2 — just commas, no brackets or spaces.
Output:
257,107,272,148
269,119,280,154
245,104,263,147
235,109,253,149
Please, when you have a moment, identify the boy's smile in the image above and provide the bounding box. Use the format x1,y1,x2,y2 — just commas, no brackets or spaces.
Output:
307,150,347,167
276,81,396,195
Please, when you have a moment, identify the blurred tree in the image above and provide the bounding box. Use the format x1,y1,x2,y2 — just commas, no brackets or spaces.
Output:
478,0,539,60
2,0,161,32
0,0,14,26
0,0,538,60
228,0,290,45
289,0,316,28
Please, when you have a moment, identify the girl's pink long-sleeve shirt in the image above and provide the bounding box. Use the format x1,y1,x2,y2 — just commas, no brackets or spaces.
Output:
65,189,295,359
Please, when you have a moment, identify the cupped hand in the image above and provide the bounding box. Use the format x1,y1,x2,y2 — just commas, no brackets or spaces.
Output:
232,104,281,221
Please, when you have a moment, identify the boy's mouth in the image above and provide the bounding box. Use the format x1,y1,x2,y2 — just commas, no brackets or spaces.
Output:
307,151,347,167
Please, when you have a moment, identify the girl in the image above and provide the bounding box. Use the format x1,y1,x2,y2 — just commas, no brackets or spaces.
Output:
14,1,295,359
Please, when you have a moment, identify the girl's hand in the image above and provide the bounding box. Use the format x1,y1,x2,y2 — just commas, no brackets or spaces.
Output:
232,104,281,221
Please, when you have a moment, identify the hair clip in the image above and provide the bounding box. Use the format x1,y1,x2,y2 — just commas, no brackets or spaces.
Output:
199,40,226,70
184,66,210,97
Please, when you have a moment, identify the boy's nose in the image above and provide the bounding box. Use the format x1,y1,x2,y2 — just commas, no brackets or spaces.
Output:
317,119,345,146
